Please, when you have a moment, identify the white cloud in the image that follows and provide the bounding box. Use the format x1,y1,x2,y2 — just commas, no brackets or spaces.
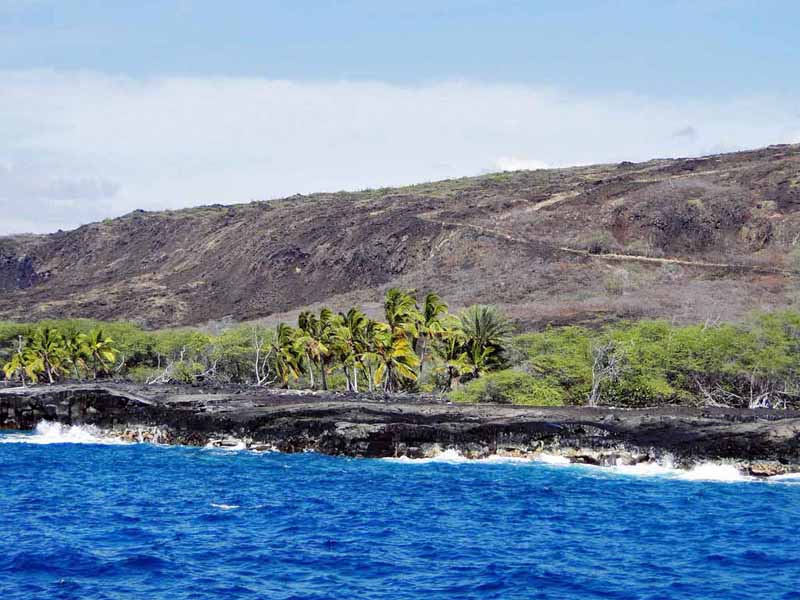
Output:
0,70,798,234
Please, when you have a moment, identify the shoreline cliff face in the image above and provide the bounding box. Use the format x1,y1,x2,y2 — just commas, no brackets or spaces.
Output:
2,384,800,476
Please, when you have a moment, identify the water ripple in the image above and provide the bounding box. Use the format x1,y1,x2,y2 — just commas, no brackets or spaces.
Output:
1,433,799,599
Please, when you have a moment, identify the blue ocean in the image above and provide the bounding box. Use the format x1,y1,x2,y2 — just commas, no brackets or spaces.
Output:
1,424,799,600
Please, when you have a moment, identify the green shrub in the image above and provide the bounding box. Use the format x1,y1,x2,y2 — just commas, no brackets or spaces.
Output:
512,326,593,403
126,366,161,384
171,361,205,384
450,370,565,406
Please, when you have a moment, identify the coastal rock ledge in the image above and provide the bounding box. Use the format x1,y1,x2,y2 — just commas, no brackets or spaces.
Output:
2,384,800,475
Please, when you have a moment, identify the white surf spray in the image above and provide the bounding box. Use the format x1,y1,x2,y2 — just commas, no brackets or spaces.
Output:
0,421,128,445
534,453,572,466
383,447,800,485
387,448,544,465
204,439,248,452
677,462,749,483
543,454,751,483
609,461,678,477
211,503,240,510
384,448,472,464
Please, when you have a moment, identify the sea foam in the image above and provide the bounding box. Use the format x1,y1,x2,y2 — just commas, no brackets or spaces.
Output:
0,421,128,445
383,447,789,484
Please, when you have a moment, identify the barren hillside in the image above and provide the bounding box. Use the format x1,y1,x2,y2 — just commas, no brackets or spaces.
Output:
2,144,800,328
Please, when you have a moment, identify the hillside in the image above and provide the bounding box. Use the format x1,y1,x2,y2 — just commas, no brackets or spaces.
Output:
1,144,800,329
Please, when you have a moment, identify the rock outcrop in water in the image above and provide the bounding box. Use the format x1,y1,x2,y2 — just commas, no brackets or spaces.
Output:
2,384,800,476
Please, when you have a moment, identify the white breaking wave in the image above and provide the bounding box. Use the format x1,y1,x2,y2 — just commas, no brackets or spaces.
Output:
0,421,129,445
204,439,248,452
383,448,800,484
676,462,746,482
384,448,472,464
211,503,240,510
554,456,750,483
384,448,537,465
534,453,572,466
608,461,678,478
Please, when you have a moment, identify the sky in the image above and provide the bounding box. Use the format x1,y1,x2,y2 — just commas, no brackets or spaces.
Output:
1,0,799,234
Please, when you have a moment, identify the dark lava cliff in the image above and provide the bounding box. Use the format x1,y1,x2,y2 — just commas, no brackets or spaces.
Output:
1,144,800,328
2,384,799,474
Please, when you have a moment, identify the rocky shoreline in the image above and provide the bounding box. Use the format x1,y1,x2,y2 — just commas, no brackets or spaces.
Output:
2,383,800,477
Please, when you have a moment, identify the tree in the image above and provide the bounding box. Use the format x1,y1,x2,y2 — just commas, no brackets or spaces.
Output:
317,308,338,391
433,322,471,390
365,324,420,392
416,292,448,376
270,323,302,388
458,305,513,378
587,341,623,406
251,326,274,386
83,329,118,378
26,327,69,384
297,309,336,389
360,319,385,391
384,288,421,338
63,331,89,379
333,308,370,391
2,335,35,385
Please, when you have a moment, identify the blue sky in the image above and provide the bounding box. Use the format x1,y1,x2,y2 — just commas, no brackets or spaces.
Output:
1,1,799,233
4,0,800,95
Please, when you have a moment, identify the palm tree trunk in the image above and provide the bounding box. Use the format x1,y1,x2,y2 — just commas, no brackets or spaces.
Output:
321,361,328,391
307,353,315,389
16,337,26,387
343,366,351,391
447,367,461,391
384,365,393,392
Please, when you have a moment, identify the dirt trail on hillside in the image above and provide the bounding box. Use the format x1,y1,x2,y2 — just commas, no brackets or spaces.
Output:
419,213,791,274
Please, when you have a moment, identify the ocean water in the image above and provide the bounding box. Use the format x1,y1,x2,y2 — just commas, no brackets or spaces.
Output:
1,424,799,600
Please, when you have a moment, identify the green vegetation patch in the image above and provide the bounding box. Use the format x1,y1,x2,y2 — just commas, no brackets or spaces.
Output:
3,300,799,410
450,370,565,406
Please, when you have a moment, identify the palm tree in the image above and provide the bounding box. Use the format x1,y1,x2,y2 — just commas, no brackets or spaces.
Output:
26,327,69,384
297,308,336,390
366,324,420,392
333,308,369,391
63,331,89,379
360,319,384,391
83,329,118,378
297,311,323,388
317,308,337,391
458,305,513,378
271,323,302,388
384,288,421,338
432,321,471,390
416,292,448,376
2,335,39,385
